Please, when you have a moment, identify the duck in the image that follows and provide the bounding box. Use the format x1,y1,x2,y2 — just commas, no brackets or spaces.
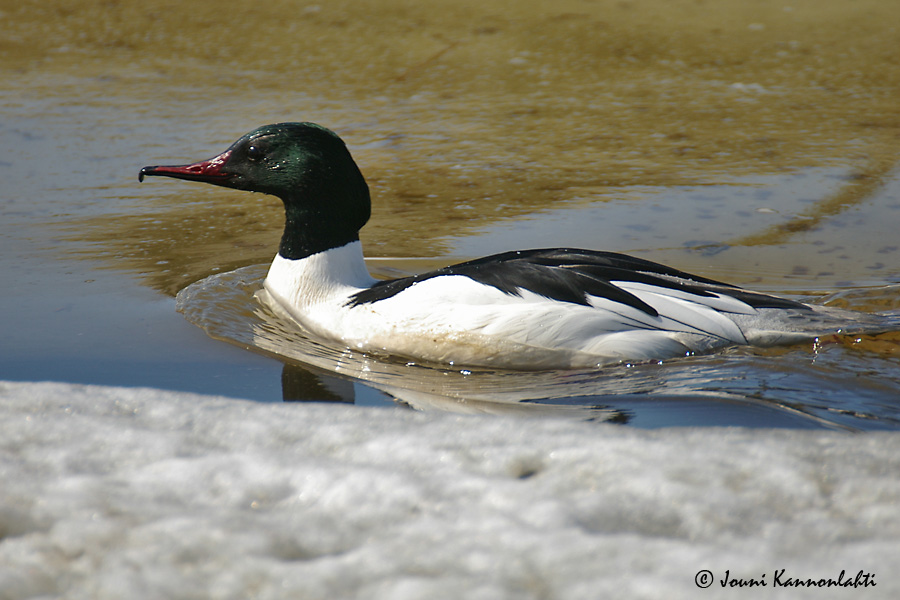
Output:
140,122,896,369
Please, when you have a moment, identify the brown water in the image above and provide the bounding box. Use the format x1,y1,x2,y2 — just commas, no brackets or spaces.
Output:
2,0,899,427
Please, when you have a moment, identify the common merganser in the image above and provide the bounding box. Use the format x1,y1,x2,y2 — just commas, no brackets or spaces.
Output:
140,122,895,369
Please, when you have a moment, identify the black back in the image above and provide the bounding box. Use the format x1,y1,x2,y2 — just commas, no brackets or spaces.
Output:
348,248,809,317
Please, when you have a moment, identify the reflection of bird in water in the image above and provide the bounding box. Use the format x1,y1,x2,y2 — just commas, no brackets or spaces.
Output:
279,361,633,423
140,123,900,370
281,361,354,404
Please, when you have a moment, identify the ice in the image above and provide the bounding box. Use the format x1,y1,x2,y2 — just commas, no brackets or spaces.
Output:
1,380,898,599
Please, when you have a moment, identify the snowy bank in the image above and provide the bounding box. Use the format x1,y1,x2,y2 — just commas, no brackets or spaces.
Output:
1,381,898,599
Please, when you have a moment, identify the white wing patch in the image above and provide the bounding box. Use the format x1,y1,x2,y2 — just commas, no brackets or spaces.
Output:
325,276,756,367
610,282,751,344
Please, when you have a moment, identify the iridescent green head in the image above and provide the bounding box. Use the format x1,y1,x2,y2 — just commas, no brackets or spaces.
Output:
141,122,371,259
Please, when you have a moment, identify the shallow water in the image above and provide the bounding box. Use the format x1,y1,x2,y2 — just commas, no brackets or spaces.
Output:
176,264,900,430
2,0,900,428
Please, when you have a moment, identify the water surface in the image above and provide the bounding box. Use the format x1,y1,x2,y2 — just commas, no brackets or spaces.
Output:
2,0,899,427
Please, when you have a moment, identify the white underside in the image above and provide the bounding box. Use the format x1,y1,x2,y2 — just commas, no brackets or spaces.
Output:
261,243,832,369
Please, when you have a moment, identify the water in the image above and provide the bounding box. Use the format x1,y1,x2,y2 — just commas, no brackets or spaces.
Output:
2,0,900,429
176,264,900,430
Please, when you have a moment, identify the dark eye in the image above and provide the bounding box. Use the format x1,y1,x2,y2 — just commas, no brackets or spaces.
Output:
247,145,263,161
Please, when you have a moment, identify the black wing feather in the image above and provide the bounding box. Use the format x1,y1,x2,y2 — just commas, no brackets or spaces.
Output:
347,248,808,315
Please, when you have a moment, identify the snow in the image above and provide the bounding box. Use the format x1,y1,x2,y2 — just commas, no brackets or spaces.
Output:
1,380,898,599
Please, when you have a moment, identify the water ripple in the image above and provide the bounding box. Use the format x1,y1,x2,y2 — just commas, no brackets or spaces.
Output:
176,265,900,430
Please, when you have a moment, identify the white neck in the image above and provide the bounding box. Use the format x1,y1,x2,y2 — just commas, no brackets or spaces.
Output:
263,241,375,311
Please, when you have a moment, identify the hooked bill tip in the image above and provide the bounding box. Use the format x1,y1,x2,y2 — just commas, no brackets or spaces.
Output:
138,166,155,183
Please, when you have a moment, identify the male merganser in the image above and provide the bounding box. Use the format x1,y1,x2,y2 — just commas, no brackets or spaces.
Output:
140,122,895,369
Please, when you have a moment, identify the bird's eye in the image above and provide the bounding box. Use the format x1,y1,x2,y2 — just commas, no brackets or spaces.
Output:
247,145,263,161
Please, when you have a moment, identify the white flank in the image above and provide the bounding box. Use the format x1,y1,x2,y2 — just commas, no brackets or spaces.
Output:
259,245,804,369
